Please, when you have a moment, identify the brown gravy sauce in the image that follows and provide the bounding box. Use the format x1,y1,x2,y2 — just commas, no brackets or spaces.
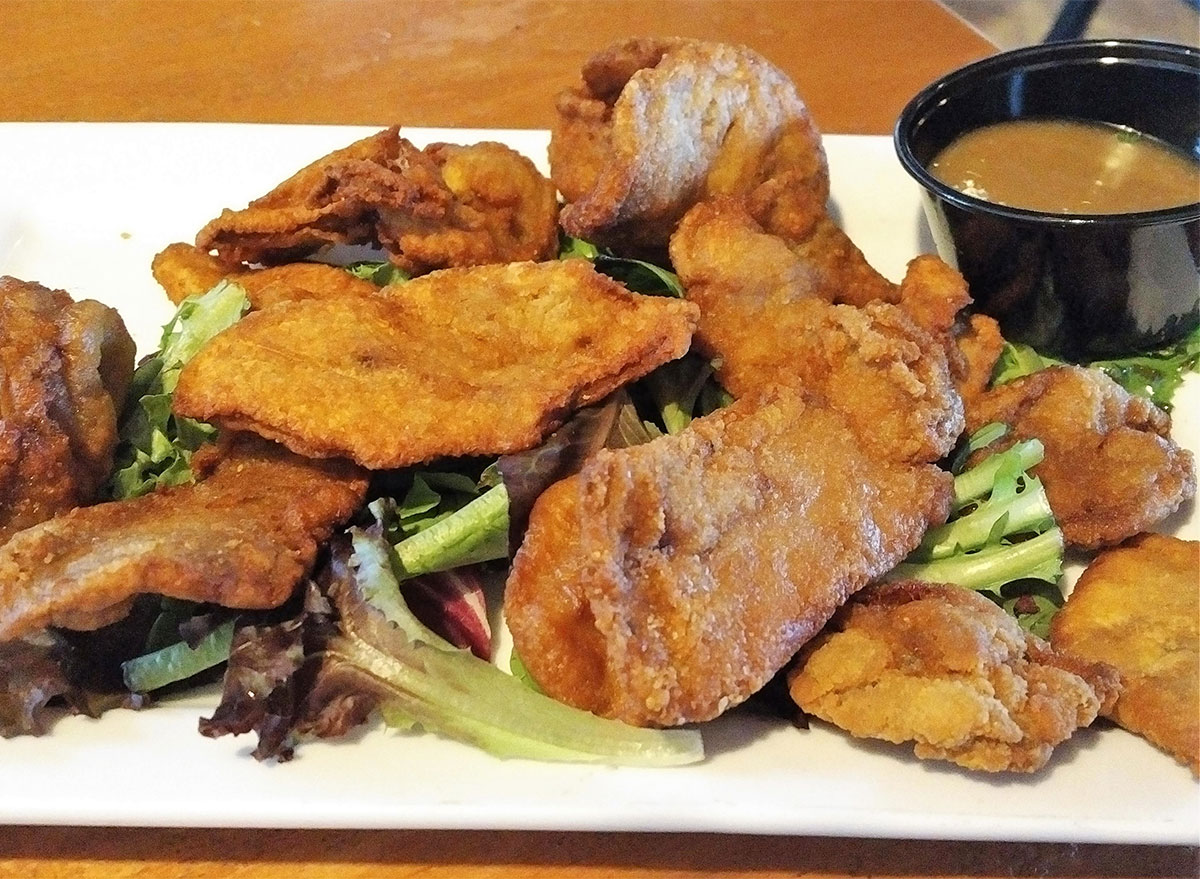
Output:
929,119,1200,214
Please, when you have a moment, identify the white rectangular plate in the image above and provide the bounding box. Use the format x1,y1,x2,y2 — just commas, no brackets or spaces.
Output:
0,124,1196,843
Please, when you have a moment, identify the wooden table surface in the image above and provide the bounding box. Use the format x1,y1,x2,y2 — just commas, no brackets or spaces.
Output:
0,2,1196,878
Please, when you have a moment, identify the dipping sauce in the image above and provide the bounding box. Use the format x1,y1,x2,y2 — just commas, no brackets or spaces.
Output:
929,118,1200,214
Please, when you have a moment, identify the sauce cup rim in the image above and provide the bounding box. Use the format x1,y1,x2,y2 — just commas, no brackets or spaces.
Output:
894,39,1200,227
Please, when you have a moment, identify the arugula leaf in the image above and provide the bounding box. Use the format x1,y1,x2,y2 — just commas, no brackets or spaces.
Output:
1088,325,1200,410
992,325,1200,410
106,280,249,499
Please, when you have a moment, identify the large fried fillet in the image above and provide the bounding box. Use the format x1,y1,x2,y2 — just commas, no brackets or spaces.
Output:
788,582,1120,773
195,128,558,275
151,242,380,309
173,260,699,469
550,38,827,251
1051,534,1199,775
504,391,953,727
1,277,135,542
0,435,368,641
966,366,1196,549
670,201,964,464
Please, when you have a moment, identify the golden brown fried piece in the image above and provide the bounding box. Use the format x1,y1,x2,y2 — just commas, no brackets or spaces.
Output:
954,313,1006,403
550,38,828,251
173,260,699,470
789,581,1120,773
505,391,953,727
151,242,380,309
0,434,368,641
1051,534,1199,775
0,277,135,543
195,127,558,275
967,366,1196,549
670,200,965,464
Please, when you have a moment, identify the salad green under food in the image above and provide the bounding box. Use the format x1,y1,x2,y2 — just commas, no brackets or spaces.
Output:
889,428,1065,636
339,530,704,764
992,325,1200,410
106,280,249,499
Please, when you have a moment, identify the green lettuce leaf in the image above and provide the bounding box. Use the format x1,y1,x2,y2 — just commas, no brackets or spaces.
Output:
992,325,1200,411
558,232,683,297
106,280,249,499
344,260,410,286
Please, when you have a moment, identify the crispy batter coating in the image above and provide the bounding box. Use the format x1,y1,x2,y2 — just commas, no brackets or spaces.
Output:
0,277,135,543
669,200,964,464
967,366,1196,549
0,434,368,641
172,260,699,469
195,128,558,275
1051,534,1199,775
151,242,380,309
505,391,953,727
550,38,828,251
788,581,1121,773
954,313,1006,403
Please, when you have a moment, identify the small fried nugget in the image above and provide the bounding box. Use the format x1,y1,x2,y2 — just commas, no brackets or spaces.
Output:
1,277,135,542
172,260,699,469
505,391,953,727
1051,534,1200,775
966,366,1196,549
0,434,368,641
550,38,827,251
151,242,380,309
788,582,1120,773
195,128,558,275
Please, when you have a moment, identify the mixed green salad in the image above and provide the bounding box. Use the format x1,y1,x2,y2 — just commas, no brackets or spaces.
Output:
2,240,1195,762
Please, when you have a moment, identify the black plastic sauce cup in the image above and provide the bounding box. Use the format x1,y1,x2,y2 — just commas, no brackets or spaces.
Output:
895,39,1200,359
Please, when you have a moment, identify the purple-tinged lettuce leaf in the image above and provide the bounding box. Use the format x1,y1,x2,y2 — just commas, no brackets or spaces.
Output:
400,566,492,661
0,629,147,738
495,395,621,544
200,532,703,765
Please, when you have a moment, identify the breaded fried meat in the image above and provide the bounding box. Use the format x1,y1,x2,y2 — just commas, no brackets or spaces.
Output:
788,581,1120,773
966,366,1196,549
151,242,380,309
1051,533,1199,775
550,38,827,251
504,391,953,727
669,201,965,465
0,434,368,641
1,277,135,543
172,260,699,469
196,128,559,275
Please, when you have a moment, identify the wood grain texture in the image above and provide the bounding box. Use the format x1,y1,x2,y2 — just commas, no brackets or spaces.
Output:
0,0,995,134
2,827,1198,879
1,2,1195,877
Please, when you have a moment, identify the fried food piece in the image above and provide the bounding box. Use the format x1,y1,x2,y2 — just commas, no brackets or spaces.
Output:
195,128,558,275
173,260,699,469
0,434,368,641
151,242,380,309
967,366,1196,549
550,38,828,251
788,581,1121,773
670,201,964,464
954,313,1006,403
505,391,953,727
1051,534,1199,775
0,277,135,543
